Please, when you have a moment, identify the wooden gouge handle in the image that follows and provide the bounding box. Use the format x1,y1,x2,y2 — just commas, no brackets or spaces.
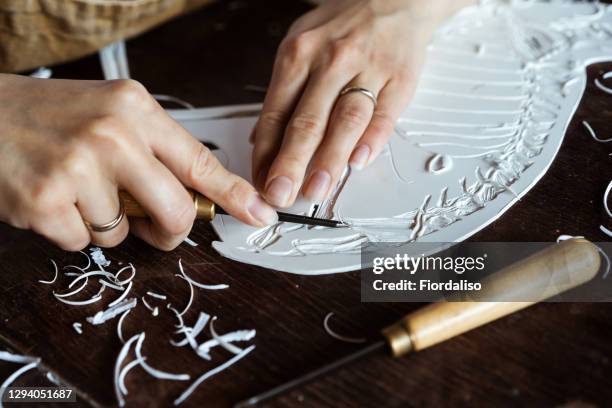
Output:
382,239,601,357
119,190,344,228
118,190,216,221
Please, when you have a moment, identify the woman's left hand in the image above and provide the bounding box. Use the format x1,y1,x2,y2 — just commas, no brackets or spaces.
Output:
252,0,473,208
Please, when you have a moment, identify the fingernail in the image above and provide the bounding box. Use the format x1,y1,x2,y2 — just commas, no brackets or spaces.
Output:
247,194,278,225
305,170,331,203
265,176,293,207
349,145,371,170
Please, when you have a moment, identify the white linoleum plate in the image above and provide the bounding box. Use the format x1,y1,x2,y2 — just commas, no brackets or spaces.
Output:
173,0,612,274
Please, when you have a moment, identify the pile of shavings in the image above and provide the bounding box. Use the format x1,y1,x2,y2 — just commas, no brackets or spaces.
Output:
35,248,255,406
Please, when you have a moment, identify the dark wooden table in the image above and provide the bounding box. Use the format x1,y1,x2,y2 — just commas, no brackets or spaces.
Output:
1,1,611,407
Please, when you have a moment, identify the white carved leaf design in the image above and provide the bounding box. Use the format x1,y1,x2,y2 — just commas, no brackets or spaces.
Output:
174,1,612,274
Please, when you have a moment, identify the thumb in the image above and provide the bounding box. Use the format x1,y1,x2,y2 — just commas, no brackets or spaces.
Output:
152,132,278,227
188,144,279,226
142,110,279,227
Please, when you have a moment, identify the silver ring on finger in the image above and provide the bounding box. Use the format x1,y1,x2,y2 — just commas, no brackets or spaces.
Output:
338,86,377,108
83,201,125,233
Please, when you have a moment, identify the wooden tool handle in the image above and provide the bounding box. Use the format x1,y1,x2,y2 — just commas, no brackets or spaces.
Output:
382,239,601,357
118,190,216,221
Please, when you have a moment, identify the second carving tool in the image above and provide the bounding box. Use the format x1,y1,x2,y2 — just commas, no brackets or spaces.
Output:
235,238,601,407
118,190,343,228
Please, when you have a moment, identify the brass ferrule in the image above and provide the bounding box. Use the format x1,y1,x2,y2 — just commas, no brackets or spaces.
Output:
192,191,216,221
382,321,414,358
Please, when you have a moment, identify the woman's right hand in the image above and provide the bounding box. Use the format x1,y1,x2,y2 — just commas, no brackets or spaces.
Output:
0,74,278,251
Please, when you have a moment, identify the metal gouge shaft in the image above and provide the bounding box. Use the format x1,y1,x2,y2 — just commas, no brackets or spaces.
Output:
118,190,344,228
236,239,601,407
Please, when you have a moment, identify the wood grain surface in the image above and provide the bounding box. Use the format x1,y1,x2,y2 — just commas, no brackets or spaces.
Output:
1,1,611,407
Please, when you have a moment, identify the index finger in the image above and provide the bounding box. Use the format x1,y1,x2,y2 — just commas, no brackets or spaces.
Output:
147,111,278,227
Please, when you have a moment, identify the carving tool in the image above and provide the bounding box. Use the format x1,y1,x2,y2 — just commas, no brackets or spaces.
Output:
119,191,343,228
235,239,601,407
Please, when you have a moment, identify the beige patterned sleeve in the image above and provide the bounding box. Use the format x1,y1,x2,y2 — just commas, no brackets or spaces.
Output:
0,0,215,73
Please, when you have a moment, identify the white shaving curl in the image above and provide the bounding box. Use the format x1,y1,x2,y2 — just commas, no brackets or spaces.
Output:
63,250,91,274
323,313,367,344
73,322,83,334
95,285,107,297
183,237,199,247
140,297,159,317
142,297,155,312
173,345,255,406
601,249,611,279
38,260,58,284
177,259,229,290
117,309,131,343
176,275,194,317
53,278,88,298
209,317,243,355
118,357,146,396
63,272,81,277
146,291,167,300
171,312,210,349
87,298,137,325
171,328,198,349
114,264,136,286
197,329,256,360
68,271,114,289
0,361,40,407
54,295,102,306
594,72,612,95
0,351,41,408
582,121,612,143
601,181,612,239
167,305,185,329
0,351,38,364
135,333,190,381
46,371,61,385
604,181,612,219
114,334,140,407
109,281,133,308
100,279,125,291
